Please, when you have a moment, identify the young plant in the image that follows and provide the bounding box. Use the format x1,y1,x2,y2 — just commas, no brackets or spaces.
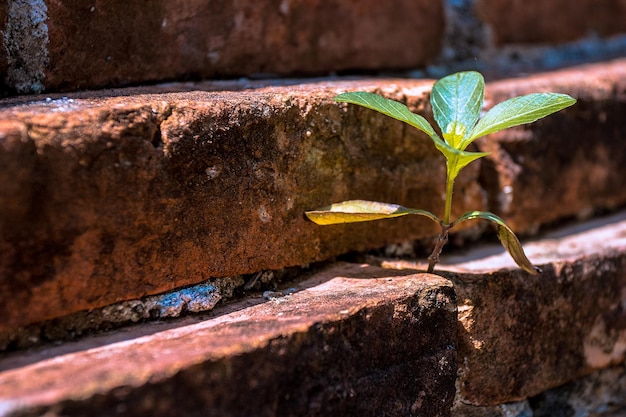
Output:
306,71,576,274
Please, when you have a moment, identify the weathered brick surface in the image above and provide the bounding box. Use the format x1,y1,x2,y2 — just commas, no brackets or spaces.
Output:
380,211,626,406
0,2,7,79
0,79,486,333
476,0,626,45
5,1,626,95
4,60,626,334
530,365,626,417
448,212,626,405
0,264,457,417
4,212,626,415
479,59,626,234
452,400,532,417
2,0,444,94
454,252,626,405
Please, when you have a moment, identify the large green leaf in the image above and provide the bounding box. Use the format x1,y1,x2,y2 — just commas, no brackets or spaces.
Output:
335,91,488,171
455,211,540,275
305,200,440,225
465,93,576,147
431,71,484,148
335,92,438,138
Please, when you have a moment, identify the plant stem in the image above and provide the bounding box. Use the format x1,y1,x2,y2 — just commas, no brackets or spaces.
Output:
429,166,455,274
443,169,454,226
427,225,450,273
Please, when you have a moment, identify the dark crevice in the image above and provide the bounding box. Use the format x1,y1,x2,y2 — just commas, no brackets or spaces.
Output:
151,105,172,149
151,123,164,149
0,261,326,357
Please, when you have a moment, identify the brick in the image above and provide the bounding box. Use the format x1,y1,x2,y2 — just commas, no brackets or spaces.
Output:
476,0,626,45
0,1,8,87
0,79,485,333
2,0,49,95
530,365,626,417
3,0,444,94
451,400,532,417
3,59,626,334
447,212,626,405
478,59,626,234
0,264,457,417
380,212,626,406
454,252,626,405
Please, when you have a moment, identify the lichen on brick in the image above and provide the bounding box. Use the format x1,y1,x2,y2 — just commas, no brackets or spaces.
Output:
143,283,222,318
0,276,245,352
3,0,49,94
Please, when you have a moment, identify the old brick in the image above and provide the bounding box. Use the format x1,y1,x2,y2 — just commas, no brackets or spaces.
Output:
379,211,626,406
0,79,485,333
530,365,626,417
0,1,8,89
3,0,444,94
476,0,626,45
448,212,626,405
451,400,532,417
453,254,626,405
0,264,457,417
478,59,626,234
3,59,626,334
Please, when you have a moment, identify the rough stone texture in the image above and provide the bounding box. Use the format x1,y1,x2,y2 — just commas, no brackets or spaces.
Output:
438,0,491,65
2,60,626,335
452,400,532,417
0,264,457,417
476,0,626,45
478,59,626,234
0,79,486,333
0,275,246,352
0,2,8,80
2,0,49,94
1,0,444,94
455,256,626,405
378,210,626,406
448,212,626,406
530,365,626,417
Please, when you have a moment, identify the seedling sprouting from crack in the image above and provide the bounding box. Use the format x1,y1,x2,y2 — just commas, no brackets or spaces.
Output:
306,71,576,274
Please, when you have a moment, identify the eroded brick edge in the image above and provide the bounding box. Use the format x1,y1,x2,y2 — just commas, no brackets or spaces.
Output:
0,265,457,417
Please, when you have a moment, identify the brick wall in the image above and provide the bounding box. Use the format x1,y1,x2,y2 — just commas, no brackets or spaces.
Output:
2,0,626,95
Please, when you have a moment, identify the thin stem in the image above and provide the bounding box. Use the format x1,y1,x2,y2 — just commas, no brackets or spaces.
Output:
443,168,454,226
427,224,450,273
430,163,455,274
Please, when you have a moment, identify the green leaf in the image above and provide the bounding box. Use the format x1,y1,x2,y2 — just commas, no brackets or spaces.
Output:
431,71,484,146
465,93,576,147
305,200,440,225
335,91,487,170
335,92,438,139
445,151,490,185
455,211,540,275
442,121,467,149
